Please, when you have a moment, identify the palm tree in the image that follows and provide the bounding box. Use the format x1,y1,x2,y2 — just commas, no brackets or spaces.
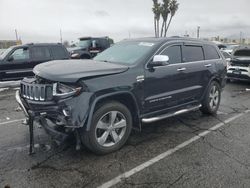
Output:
152,0,161,37
152,0,157,37
160,0,170,37
165,0,179,37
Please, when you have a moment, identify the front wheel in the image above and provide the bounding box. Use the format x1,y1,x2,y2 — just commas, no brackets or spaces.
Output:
82,101,132,155
201,81,221,114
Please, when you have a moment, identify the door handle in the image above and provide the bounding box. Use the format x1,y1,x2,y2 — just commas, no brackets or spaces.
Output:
177,67,186,71
205,64,212,67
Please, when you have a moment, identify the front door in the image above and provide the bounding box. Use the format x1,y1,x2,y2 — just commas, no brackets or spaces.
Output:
0,47,32,81
143,43,206,115
144,43,184,114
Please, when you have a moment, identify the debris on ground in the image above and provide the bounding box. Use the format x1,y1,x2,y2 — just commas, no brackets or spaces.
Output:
15,106,22,111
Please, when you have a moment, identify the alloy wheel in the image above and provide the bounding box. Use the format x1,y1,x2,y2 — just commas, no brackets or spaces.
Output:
95,111,127,147
209,85,219,110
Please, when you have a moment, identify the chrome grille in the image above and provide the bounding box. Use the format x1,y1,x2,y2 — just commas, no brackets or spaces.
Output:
20,82,53,101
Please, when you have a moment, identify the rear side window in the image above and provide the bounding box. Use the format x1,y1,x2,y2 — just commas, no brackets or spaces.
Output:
182,45,204,62
204,45,220,60
31,46,51,60
50,46,68,59
161,45,182,64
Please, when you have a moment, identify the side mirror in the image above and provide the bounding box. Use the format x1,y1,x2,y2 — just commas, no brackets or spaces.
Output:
8,56,14,62
149,55,169,67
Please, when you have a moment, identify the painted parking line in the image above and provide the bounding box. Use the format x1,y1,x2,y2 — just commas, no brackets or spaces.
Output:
0,119,25,126
98,109,250,188
0,93,15,98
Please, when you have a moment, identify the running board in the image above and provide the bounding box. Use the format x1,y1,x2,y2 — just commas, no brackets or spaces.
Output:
142,104,202,123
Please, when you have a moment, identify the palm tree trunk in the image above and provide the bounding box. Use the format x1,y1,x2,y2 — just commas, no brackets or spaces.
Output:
160,21,165,37
165,16,173,37
154,18,157,37
156,20,159,37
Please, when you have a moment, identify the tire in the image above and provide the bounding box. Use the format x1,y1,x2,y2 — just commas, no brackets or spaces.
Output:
82,101,132,155
200,81,221,114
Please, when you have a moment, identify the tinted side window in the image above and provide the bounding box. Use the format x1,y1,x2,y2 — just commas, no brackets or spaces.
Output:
183,45,204,62
204,45,220,60
31,46,51,60
50,46,68,59
161,45,182,64
10,48,30,61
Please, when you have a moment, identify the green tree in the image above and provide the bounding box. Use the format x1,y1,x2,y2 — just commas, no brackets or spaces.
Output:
165,0,179,36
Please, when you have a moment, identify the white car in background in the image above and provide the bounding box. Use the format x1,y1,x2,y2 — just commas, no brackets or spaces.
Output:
221,51,231,68
227,46,250,82
222,44,239,54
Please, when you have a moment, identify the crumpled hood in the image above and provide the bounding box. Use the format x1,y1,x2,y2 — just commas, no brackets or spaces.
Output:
234,57,250,61
232,57,250,65
33,59,129,83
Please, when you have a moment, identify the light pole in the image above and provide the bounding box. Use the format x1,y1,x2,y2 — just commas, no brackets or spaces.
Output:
15,29,19,41
197,26,200,39
60,29,63,43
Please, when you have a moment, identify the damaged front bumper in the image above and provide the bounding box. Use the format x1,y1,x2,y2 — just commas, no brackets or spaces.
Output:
16,90,69,144
16,82,93,153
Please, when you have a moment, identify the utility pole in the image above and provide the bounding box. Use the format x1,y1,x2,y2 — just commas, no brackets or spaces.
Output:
240,31,242,44
197,26,200,39
15,29,19,41
60,29,63,43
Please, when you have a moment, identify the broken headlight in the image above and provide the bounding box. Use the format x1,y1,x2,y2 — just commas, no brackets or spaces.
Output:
53,83,82,99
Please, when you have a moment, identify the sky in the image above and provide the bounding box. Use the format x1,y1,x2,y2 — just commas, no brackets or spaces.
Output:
0,0,249,43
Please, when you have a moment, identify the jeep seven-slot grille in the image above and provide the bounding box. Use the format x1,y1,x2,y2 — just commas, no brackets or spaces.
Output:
20,82,53,101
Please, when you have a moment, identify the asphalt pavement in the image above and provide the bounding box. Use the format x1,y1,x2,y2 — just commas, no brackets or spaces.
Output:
0,81,249,188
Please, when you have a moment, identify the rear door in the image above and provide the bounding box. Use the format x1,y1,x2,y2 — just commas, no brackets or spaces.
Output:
0,47,32,80
50,45,70,60
203,44,222,81
180,43,208,102
30,46,52,68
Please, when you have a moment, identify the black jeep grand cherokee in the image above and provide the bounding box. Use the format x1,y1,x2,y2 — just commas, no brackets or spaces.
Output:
16,37,227,154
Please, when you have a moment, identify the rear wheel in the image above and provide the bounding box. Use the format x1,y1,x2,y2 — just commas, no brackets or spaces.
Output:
82,101,132,155
201,81,221,114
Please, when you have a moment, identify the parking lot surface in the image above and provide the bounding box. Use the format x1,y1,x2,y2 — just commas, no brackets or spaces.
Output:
0,81,249,188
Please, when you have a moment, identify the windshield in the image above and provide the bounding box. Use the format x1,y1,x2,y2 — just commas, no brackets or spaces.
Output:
94,41,156,65
0,47,13,59
77,39,91,48
226,45,239,50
